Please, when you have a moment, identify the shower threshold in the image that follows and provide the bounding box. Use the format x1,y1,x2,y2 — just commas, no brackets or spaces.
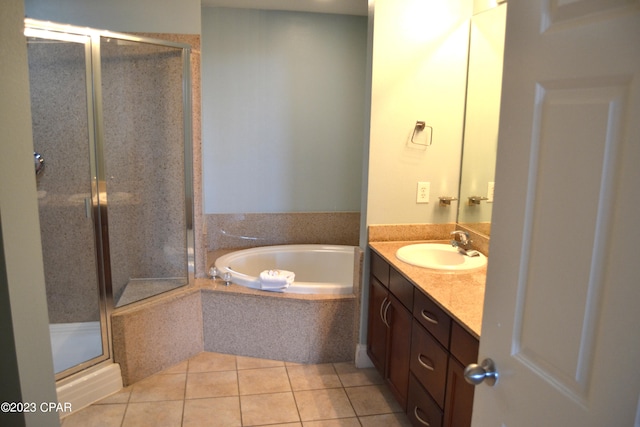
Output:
116,278,187,307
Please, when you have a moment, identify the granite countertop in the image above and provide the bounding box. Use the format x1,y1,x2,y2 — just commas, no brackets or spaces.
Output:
369,240,486,339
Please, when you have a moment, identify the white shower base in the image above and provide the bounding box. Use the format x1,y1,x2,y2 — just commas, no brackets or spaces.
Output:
49,322,102,373
50,322,123,416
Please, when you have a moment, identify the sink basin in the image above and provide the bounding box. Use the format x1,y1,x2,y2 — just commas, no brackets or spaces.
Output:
395,243,487,272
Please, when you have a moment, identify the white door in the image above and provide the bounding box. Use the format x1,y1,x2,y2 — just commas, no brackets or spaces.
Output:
471,0,640,426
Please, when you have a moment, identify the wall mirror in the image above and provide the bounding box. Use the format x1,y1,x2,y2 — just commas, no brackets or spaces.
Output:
457,1,507,238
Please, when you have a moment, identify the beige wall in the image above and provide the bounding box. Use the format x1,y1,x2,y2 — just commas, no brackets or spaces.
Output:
366,0,472,225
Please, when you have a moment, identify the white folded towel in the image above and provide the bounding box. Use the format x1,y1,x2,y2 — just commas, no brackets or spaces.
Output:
259,269,295,291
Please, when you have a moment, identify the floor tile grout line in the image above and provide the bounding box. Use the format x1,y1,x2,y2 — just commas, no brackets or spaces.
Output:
179,361,189,427
69,353,409,426
284,364,304,427
117,373,134,427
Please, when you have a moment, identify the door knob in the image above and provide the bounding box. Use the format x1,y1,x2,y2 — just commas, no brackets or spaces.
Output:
464,358,498,386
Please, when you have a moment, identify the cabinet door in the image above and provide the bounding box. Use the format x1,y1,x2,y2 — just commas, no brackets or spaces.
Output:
367,277,389,374
443,357,475,427
386,293,412,410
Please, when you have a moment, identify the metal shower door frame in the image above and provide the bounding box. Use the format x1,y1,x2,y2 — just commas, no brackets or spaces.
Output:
24,18,194,381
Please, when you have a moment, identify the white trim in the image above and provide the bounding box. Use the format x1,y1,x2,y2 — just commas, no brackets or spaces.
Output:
57,363,123,418
355,344,373,368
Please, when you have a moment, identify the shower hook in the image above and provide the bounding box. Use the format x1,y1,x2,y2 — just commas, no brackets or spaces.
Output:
34,152,45,176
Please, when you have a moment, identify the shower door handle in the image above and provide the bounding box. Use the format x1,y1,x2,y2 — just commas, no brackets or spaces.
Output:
84,197,92,219
34,152,45,176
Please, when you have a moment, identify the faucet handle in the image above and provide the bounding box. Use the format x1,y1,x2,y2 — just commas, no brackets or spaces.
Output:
450,230,470,246
208,267,219,279
208,267,232,286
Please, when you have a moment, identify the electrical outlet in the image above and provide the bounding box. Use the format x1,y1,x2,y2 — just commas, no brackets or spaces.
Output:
487,182,495,203
417,182,430,204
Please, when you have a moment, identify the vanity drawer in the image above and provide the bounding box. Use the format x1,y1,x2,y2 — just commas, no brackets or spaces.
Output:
413,290,451,348
407,373,443,427
371,251,390,288
390,267,414,311
410,321,449,408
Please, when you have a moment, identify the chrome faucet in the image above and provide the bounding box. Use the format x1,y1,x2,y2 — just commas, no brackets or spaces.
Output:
208,267,232,286
450,231,480,257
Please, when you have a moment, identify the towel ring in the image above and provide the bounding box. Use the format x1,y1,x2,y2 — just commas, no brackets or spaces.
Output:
411,121,433,147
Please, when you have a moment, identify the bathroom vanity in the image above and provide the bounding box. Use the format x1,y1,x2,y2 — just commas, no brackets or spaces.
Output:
367,241,486,427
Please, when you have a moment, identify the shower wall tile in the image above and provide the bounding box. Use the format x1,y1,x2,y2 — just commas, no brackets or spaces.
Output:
33,33,203,321
29,40,102,324
38,201,100,323
205,212,361,251
134,34,206,279
101,38,188,298
112,287,203,386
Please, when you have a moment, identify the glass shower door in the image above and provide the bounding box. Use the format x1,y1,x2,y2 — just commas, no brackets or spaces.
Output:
99,37,191,307
26,31,110,377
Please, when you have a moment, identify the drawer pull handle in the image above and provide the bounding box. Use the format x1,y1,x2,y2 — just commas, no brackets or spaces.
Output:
417,354,435,371
379,297,388,324
421,310,438,325
382,299,391,327
380,298,391,327
414,407,431,426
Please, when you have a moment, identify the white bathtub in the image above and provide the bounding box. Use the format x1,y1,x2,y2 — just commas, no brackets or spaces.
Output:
213,244,356,295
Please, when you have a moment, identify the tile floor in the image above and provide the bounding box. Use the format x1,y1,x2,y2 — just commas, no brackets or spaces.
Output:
61,352,412,427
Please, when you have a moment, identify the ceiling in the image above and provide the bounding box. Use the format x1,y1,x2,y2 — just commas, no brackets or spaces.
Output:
200,0,368,16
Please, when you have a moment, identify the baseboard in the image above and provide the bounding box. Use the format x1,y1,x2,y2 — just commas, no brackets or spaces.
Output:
57,363,123,418
354,343,373,368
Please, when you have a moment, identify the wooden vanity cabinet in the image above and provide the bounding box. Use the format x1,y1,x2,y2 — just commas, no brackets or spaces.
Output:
409,294,479,427
443,323,479,427
367,250,479,427
367,251,414,409
367,277,389,373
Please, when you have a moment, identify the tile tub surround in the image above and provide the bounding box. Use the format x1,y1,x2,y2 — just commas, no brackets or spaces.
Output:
112,288,204,386
112,245,363,385
206,212,361,251
60,352,411,426
200,245,363,364
369,240,486,337
198,280,359,364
